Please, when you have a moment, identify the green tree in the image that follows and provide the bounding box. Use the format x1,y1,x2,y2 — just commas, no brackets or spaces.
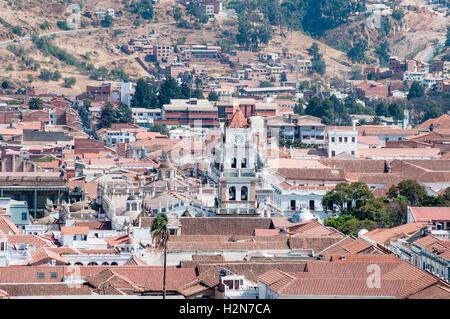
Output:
1,81,9,89
308,42,320,57
29,97,44,110
39,69,52,81
159,77,180,105
149,124,169,135
131,78,159,108
388,102,404,121
12,26,23,36
101,15,114,28
347,39,368,63
132,0,154,20
117,102,133,124
109,66,129,82
367,71,379,81
207,91,219,101
407,81,425,100
446,25,450,47
99,102,116,129
91,66,109,80
422,100,443,122
311,57,326,75
56,21,71,30
388,180,427,205
151,213,170,299
52,70,62,81
308,42,326,75
173,7,183,21
379,16,392,37
375,41,390,66
391,9,404,21
63,77,76,88
40,21,50,30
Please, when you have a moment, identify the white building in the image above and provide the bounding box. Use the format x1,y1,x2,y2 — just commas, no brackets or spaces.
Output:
404,72,426,82
217,273,259,299
131,108,163,128
366,4,392,15
60,226,89,250
104,130,136,147
327,127,358,157
119,82,134,106
271,184,333,222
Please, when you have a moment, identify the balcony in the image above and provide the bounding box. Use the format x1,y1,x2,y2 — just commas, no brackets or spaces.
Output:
222,169,256,178
217,208,258,215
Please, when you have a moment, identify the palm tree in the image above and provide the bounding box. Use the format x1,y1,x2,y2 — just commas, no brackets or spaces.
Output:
151,213,169,299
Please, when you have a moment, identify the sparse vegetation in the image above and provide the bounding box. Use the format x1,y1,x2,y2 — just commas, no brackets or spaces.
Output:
63,77,76,88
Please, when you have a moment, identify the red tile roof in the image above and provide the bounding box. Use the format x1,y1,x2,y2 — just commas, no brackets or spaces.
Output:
362,222,426,246
253,229,280,237
0,216,22,235
228,108,249,128
409,207,450,223
7,235,55,248
60,226,90,236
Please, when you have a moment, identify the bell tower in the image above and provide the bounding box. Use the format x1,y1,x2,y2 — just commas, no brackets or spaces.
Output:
216,108,259,216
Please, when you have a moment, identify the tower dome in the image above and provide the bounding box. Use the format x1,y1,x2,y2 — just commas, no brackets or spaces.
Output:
291,208,314,223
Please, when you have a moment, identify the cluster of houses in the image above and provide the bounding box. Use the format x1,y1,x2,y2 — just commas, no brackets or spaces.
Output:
0,3,449,295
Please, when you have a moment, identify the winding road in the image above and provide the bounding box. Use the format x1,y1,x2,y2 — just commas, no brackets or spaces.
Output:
0,22,176,48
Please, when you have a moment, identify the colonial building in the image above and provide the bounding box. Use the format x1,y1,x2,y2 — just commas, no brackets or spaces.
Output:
215,108,260,216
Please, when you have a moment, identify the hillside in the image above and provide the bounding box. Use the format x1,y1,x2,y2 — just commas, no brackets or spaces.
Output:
321,3,447,67
0,0,379,95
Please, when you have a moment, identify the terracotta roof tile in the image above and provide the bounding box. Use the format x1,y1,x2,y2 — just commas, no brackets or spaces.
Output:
228,108,249,128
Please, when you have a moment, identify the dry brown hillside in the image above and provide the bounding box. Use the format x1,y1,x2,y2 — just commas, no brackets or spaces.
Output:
0,0,363,96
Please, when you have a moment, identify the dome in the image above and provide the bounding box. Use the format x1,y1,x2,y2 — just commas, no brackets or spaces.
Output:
159,158,175,170
69,200,89,212
127,195,139,201
292,208,314,223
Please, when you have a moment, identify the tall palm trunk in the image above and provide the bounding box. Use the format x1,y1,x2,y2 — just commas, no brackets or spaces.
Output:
163,243,167,299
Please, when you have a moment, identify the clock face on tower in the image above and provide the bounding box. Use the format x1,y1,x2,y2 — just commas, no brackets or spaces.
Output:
233,134,244,146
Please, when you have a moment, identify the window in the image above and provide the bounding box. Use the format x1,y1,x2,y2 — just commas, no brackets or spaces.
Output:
331,137,335,143
21,212,27,221
50,272,57,279
351,151,355,156
241,158,247,168
290,200,296,211
352,137,355,143
339,137,342,143
344,137,348,143
309,200,315,211
223,280,234,290
241,186,248,201
229,186,236,201
231,158,237,168
37,272,45,279
332,151,335,157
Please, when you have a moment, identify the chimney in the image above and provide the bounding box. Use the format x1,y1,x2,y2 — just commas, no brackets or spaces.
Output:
40,121,45,132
